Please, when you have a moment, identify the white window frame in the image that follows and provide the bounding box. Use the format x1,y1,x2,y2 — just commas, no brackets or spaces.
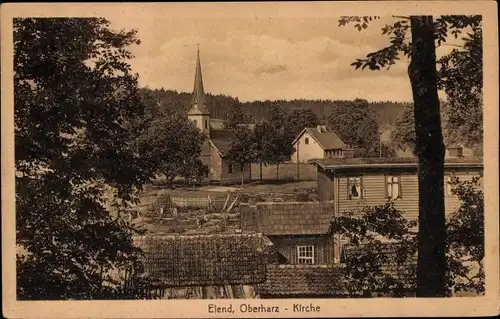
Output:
347,176,363,200
445,175,454,196
297,245,314,264
386,175,401,200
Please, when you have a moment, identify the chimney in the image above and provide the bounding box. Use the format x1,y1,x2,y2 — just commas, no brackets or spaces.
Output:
317,125,327,133
343,148,355,158
447,146,463,158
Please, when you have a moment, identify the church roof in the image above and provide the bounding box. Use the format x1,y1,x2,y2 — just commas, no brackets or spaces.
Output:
188,48,210,116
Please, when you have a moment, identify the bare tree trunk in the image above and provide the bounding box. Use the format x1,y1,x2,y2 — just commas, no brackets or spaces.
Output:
410,15,446,297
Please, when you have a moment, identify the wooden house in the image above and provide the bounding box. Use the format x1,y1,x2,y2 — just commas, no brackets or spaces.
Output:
240,201,337,264
187,48,251,184
127,233,278,299
313,155,483,259
291,125,352,163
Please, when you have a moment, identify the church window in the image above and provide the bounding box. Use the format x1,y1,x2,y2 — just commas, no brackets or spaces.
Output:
205,119,208,129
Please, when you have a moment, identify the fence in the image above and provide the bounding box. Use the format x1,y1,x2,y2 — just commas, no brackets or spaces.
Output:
170,196,227,210
251,163,317,181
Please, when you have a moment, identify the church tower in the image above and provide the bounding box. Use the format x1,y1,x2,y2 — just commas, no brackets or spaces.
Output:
187,46,211,137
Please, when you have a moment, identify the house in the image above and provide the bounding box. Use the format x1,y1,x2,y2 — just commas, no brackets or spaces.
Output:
290,125,352,163
312,153,483,259
187,48,251,184
127,233,278,299
240,201,337,264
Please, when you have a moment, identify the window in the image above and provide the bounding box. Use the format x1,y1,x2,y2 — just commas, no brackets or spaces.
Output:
228,164,233,174
348,176,363,199
297,245,314,264
204,119,208,129
445,175,454,196
386,175,401,199
305,137,309,145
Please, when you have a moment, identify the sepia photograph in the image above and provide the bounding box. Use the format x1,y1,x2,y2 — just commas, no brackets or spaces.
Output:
2,2,499,318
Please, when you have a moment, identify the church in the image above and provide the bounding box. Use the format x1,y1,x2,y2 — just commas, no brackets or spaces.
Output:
187,48,252,184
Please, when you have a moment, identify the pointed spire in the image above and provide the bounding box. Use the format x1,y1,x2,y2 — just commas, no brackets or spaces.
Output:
189,45,210,116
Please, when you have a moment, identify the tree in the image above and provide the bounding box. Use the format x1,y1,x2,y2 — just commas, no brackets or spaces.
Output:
391,103,417,154
15,18,157,299
339,15,482,297
446,176,484,295
136,101,207,186
252,121,275,181
327,99,381,157
225,126,256,187
286,108,320,138
330,202,418,297
330,176,484,297
223,102,254,129
437,19,483,154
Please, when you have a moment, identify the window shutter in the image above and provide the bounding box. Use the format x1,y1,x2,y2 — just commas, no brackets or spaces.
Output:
384,175,389,199
398,175,403,199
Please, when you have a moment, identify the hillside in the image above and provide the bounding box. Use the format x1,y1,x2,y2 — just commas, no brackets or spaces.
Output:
141,88,408,126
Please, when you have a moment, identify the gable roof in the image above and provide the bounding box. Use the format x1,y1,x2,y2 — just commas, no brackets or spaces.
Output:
209,129,234,156
292,125,346,150
258,264,349,296
133,233,274,287
240,201,336,236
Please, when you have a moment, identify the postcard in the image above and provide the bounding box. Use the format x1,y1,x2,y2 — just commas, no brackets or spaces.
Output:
2,1,499,318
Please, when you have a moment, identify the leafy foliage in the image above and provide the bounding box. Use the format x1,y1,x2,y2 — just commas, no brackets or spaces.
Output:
331,176,484,296
446,176,484,294
286,108,320,138
327,99,381,157
135,99,207,185
437,18,483,152
15,18,157,299
330,202,418,296
225,126,257,186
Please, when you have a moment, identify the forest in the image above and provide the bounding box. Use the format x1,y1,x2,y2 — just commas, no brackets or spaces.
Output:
139,87,409,126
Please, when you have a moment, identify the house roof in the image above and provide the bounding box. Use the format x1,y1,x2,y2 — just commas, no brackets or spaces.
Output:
314,156,484,170
293,125,346,150
133,233,274,287
341,242,417,284
258,264,349,296
209,129,234,156
240,201,336,236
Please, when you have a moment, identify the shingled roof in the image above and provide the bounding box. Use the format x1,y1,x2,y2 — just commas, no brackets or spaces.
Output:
209,129,234,156
293,125,346,150
258,264,349,296
133,233,275,287
240,201,335,236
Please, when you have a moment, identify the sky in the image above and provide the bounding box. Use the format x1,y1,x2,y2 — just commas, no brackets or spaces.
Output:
106,3,461,103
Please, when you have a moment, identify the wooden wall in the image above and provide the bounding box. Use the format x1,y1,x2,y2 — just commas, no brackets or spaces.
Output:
268,235,335,264
319,167,483,221
317,167,335,201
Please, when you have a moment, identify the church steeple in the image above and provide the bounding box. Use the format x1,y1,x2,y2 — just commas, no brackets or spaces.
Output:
188,45,210,116
188,45,210,137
